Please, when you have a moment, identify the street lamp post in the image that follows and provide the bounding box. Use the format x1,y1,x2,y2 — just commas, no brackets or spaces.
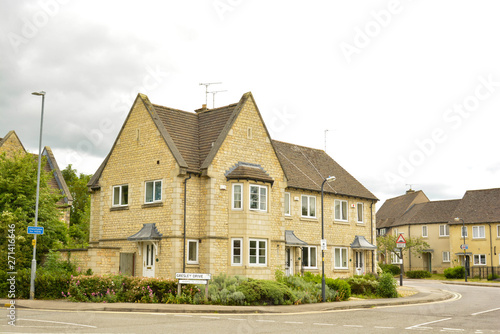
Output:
454,217,467,282
321,175,336,302
30,91,46,300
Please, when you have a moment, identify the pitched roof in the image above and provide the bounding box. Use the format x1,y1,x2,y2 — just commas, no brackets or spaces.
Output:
376,190,429,228
225,162,274,184
449,188,500,224
272,140,378,200
0,130,27,153
42,146,73,204
392,199,460,227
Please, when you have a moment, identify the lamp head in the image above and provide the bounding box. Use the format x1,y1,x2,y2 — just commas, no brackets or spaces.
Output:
31,91,46,96
454,217,460,222
325,176,336,182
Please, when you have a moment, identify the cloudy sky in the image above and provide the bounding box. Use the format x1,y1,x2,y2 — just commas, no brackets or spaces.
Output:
1,0,499,207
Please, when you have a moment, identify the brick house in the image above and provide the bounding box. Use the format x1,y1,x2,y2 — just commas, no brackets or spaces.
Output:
377,188,500,275
0,130,73,225
85,92,378,279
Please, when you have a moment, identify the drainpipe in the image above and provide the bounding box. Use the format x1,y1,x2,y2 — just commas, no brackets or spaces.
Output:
489,223,494,277
408,225,411,271
370,200,374,273
183,173,192,273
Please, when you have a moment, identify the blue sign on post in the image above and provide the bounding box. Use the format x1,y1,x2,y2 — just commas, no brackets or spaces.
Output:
27,226,44,235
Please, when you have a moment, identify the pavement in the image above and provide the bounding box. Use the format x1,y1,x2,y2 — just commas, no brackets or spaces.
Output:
2,280,498,314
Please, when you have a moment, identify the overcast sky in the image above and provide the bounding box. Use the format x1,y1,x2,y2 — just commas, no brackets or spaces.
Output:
1,0,499,208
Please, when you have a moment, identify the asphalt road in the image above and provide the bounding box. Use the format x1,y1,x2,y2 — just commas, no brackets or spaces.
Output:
2,280,499,334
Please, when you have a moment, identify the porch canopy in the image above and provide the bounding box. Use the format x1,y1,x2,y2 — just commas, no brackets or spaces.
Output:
128,223,163,256
285,230,307,246
350,235,376,250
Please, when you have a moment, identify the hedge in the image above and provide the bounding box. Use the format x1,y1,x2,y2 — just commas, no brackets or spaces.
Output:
405,270,431,279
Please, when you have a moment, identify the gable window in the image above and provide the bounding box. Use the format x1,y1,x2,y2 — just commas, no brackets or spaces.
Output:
231,238,242,266
145,180,162,203
472,226,485,239
187,240,199,264
422,225,428,238
334,199,348,221
249,239,267,266
232,184,243,210
473,254,486,265
334,247,348,269
284,192,291,216
378,228,386,236
357,203,364,223
249,185,267,211
302,246,317,268
113,184,129,206
439,224,449,237
301,195,316,218
461,226,468,238
442,251,450,262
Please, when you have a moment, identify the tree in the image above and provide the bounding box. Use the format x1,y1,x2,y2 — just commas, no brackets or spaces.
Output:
377,234,430,265
61,164,92,247
0,152,68,271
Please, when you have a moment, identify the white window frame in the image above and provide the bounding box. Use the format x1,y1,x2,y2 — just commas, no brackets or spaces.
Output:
439,224,449,237
144,180,162,203
232,183,243,210
472,226,485,239
231,238,243,266
461,226,468,238
334,247,348,269
249,184,267,212
284,192,291,216
391,251,402,264
301,195,316,218
442,251,450,262
112,184,129,207
302,246,317,269
187,240,199,264
473,254,486,266
248,238,267,266
334,199,348,221
379,228,386,236
356,202,364,223
422,225,428,238
497,224,500,238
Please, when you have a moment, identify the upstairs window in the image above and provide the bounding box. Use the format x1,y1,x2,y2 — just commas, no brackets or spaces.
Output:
232,184,243,210
301,195,316,218
357,203,364,223
284,192,291,216
335,199,348,221
249,185,267,211
439,224,449,237
422,225,428,238
145,180,162,203
472,226,485,239
113,185,129,206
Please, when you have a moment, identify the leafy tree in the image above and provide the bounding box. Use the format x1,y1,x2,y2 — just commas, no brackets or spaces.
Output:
377,234,430,269
61,164,92,247
0,152,68,271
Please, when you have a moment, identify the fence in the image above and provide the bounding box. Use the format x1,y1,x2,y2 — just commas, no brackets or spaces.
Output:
468,266,500,279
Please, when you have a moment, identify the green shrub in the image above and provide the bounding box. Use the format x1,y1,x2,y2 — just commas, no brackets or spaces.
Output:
376,272,398,298
347,276,379,295
301,272,350,301
487,273,499,281
405,270,431,279
379,263,401,275
444,266,465,279
236,279,296,305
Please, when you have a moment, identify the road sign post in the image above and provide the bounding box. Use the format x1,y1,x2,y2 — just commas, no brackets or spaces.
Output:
396,234,406,286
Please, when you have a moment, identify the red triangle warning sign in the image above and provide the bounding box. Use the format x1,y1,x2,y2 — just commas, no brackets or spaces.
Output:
396,233,406,243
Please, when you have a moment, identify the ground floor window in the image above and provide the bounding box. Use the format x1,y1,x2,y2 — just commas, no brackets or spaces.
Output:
231,238,243,265
473,254,486,265
442,251,450,262
187,240,199,264
391,251,402,264
302,246,317,268
334,247,348,269
249,239,267,266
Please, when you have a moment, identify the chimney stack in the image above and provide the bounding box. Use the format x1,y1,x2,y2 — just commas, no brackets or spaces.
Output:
195,104,208,113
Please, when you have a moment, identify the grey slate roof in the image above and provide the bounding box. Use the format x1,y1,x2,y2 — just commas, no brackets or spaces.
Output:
448,188,500,224
350,235,377,249
376,190,429,229
285,230,308,246
127,223,163,241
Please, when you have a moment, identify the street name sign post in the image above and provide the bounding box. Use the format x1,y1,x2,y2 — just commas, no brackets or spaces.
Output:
176,273,211,300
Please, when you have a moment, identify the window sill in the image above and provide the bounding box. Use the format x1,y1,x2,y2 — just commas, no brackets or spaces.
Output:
472,238,486,240
334,220,350,225
142,202,163,209
110,206,129,211
285,216,293,220
300,217,318,222
333,268,349,271
356,222,365,225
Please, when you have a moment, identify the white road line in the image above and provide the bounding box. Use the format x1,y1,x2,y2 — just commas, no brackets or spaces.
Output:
344,325,363,327
471,307,500,316
17,318,97,328
406,317,452,329
256,319,275,322
441,328,464,331
284,321,303,324
313,323,334,326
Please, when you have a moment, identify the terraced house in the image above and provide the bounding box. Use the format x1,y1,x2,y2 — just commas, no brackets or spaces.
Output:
84,92,378,280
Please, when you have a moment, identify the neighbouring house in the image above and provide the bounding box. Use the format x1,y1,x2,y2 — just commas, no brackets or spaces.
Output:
0,130,73,225
82,92,378,279
377,188,500,276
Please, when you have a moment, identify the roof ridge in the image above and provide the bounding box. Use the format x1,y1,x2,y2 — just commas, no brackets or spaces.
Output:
152,104,192,115
271,139,324,152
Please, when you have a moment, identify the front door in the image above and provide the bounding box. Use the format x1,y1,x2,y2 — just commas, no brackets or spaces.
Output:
355,251,364,275
143,242,155,278
285,247,293,276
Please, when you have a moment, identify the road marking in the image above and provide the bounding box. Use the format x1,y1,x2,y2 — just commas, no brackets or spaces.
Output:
471,307,500,316
256,319,275,322
18,318,97,328
344,324,363,327
313,323,334,326
284,321,303,324
406,317,452,329
441,328,464,332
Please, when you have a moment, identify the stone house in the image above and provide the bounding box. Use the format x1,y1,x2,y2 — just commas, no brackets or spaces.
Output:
85,92,378,279
0,130,73,225
377,188,500,275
